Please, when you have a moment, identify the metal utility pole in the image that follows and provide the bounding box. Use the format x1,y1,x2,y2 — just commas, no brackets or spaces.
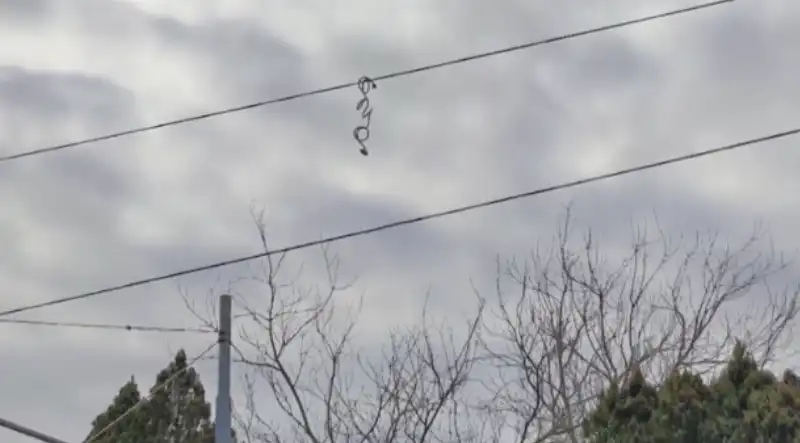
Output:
0,416,71,443
215,294,232,443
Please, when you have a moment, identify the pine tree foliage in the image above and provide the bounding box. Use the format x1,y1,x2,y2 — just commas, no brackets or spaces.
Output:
585,340,800,443
86,376,146,443
584,365,664,442
140,349,215,443
87,349,234,443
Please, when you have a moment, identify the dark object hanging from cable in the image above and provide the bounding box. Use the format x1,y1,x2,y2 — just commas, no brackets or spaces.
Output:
353,76,377,156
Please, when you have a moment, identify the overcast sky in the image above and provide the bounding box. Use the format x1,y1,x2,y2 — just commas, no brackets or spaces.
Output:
1,0,799,442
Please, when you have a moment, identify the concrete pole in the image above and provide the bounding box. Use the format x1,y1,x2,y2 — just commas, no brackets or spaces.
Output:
215,294,232,443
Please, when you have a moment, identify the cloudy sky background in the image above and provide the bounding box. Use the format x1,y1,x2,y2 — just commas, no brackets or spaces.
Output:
1,0,799,441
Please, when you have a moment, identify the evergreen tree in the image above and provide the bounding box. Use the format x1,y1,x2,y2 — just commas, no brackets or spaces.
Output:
140,349,215,443
88,349,235,443
584,364,664,442
653,369,715,442
706,342,800,442
85,376,146,443
586,342,800,443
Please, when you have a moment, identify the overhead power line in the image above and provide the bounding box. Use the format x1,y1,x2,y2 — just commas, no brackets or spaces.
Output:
0,317,214,333
0,123,795,318
0,0,733,165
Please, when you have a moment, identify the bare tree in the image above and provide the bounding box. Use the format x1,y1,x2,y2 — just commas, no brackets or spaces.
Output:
188,215,485,443
477,209,799,443
185,208,797,443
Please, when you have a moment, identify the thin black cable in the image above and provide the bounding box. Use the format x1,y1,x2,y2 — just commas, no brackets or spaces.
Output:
0,123,795,318
0,317,214,333
0,0,733,164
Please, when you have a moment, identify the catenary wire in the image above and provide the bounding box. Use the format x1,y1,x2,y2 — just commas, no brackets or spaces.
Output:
0,317,214,333
84,341,218,443
0,123,795,318
0,0,733,164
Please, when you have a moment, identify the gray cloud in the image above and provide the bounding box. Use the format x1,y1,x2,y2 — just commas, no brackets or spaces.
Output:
1,0,799,442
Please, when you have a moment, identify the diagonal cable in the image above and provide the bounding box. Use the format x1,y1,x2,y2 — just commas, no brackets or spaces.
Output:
0,123,795,318
0,0,733,164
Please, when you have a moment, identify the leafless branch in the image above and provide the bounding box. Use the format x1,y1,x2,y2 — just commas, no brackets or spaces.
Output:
476,208,799,442
201,216,483,443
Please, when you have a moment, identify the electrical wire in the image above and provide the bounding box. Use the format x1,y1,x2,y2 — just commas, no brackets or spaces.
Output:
0,317,214,333
0,123,795,318
197,355,254,365
0,0,733,164
84,341,218,443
